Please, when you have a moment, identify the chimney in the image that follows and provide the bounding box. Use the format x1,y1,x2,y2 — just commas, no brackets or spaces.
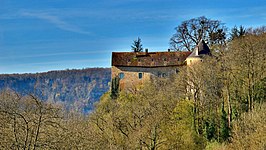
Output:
168,49,170,52
145,48,148,53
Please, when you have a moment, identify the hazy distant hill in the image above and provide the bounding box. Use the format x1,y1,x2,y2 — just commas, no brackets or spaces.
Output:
0,68,111,113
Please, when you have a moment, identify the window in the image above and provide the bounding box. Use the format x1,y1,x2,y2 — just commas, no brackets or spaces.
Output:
138,73,143,79
176,69,179,74
163,58,167,61
157,72,167,78
119,72,125,79
162,73,167,77
158,72,161,77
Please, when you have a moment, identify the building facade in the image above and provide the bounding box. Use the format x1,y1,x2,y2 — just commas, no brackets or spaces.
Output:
111,40,210,90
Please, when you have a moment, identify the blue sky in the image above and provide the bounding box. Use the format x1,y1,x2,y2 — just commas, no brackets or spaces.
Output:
1,0,266,74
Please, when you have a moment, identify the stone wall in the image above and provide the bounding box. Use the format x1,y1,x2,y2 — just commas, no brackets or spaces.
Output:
186,57,202,66
112,66,180,90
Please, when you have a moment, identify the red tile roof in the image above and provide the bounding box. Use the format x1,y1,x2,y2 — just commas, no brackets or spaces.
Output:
112,51,192,67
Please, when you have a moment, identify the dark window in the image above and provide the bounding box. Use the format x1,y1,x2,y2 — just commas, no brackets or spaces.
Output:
128,59,131,62
157,72,167,78
138,59,141,62
158,72,161,77
163,58,167,61
176,69,179,74
177,58,180,61
162,73,167,77
151,58,154,61
119,72,125,79
138,73,143,79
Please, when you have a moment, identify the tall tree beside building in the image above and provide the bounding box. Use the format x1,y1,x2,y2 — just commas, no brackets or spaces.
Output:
226,32,266,112
170,16,227,51
131,37,143,52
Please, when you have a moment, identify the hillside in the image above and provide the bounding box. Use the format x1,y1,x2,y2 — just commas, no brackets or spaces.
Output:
0,68,111,112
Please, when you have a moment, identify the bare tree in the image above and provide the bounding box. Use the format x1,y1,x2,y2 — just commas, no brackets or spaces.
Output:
170,16,227,51
0,91,65,149
227,33,266,112
230,25,246,40
246,26,266,35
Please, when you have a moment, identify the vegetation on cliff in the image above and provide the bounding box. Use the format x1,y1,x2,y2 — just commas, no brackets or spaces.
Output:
0,68,111,112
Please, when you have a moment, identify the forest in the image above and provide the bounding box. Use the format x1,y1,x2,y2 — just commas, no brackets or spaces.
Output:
0,68,111,113
0,17,265,149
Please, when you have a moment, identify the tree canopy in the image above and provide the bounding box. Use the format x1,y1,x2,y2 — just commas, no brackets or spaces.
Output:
170,16,227,51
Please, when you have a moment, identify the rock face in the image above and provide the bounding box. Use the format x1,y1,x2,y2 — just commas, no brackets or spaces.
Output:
0,68,111,113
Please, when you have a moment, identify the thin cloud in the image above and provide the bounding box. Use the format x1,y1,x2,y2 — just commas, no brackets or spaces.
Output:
0,50,110,60
20,11,91,35
12,58,110,66
0,58,110,74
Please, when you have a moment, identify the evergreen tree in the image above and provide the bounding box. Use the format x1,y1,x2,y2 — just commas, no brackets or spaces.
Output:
110,76,120,99
221,104,230,141
131,37,143,52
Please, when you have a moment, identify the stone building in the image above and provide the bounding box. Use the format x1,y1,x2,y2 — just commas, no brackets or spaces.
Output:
186,39,211,66
111,40,210,90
